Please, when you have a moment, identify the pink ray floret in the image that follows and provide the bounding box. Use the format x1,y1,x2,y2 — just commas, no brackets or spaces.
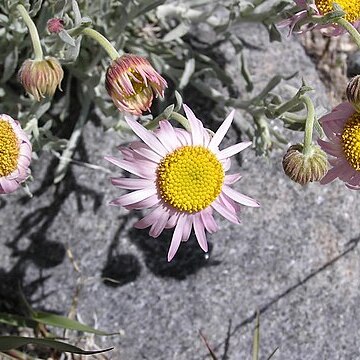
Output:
318,102,360,190
106,105,259,261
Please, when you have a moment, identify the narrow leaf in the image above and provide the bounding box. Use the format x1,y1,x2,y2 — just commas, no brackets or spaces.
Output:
29,0,43,16
72,0,82,25
162,23,190,42
240,52,253,92
174,91,183,112
59,30,76,47
0,336,113,355
32,311,112,335
0,14,8,26
252,310,260,360
1,48,18,83
163,104,175,119
0,313,37,328
179,58,195,89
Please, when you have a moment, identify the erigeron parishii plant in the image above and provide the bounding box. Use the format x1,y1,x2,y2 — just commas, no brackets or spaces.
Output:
1,0,360,261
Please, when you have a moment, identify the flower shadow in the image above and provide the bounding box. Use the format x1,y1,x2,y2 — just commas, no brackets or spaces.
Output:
101,253,141,287
100,214,142,287
128,227,221,280
2,140,103,313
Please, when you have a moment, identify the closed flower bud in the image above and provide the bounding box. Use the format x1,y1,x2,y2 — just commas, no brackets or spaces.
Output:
18,57,64,101
282,143,328,185
47,18,64,34
346,75,360,111
105,54,167,116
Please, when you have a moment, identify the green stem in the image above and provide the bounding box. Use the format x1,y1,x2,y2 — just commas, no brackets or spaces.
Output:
54,92,91,184
335,17,360,50
145,112,191,132
301,95,315,156
170,112,191,131
81,28,119,60
16,4,43,60
270,95,303,119
144,118,160,131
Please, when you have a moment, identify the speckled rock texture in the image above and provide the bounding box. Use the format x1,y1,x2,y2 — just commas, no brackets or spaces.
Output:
1,22,360,360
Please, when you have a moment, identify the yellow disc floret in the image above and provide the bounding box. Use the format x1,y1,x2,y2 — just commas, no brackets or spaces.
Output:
157,146,224,213
315,0,360,23
128,70,146,96
341,112,360,171
0,119,19,177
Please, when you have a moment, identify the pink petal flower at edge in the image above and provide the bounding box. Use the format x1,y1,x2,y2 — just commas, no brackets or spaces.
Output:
318,102,360,189
277,1,319,35
0,114,32,194
106,105,259,261
278,1,360,36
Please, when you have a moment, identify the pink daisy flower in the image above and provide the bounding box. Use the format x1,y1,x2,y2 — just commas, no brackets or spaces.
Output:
318,102,360,189
279,0,360,36
106,105,259,261
0,114,32,194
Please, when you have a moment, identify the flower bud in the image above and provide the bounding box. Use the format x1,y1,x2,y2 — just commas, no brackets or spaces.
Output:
282,143,328,185
105,54,167,116
346,75,360,111
18,57,64,101
47,18,64,34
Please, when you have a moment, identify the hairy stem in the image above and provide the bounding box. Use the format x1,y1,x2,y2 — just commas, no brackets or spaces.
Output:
335,17,360,50
81,28,119,60
170,112,191,131
16,4,43,60
301,95,315,155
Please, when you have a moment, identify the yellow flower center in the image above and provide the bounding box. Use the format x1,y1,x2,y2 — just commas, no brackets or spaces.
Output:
341,112,360,171
157,146,224,213
128,70,146,97
315,0,360,23
0,119,19,177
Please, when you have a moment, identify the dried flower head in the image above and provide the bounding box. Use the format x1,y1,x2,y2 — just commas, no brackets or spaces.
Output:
47,18,64,34
18,57,64,101
105,54,167,116
283,143,328,185
106,105,259,261
318,102,360,189
346,76,360,111
0,114,32,194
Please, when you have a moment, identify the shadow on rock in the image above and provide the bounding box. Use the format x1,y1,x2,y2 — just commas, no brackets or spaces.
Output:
26,234,66,269
0,234,66,313
2,141,102,313
0,198,6,210
101,254,141,287
129,227,221,280
100,214,142,287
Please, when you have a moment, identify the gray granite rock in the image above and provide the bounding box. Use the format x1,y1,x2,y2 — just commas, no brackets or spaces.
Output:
1,22,360,360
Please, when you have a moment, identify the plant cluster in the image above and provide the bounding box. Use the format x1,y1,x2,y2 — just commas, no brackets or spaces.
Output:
1,0,360,356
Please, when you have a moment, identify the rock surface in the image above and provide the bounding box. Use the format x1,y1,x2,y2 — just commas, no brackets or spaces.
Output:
1,22,360,360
